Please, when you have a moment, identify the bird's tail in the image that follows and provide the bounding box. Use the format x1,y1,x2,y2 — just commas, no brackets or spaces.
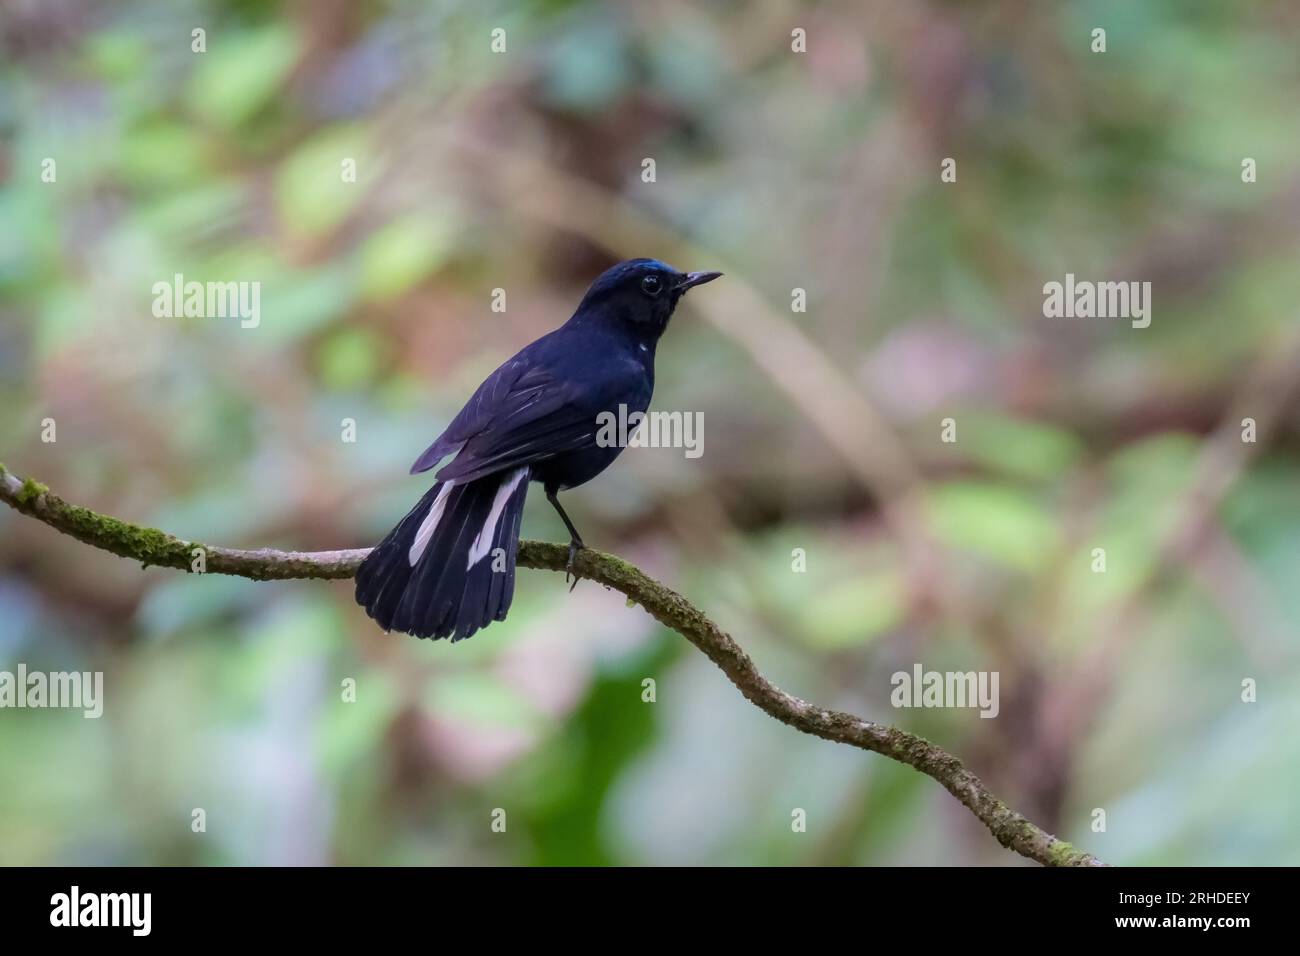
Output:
355,467,530,641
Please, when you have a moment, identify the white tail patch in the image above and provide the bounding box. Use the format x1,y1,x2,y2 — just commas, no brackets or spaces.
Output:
467,468,528,569
409,481,455,566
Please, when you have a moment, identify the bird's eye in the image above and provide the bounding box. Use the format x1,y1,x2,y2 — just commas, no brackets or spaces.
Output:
640,275,662,297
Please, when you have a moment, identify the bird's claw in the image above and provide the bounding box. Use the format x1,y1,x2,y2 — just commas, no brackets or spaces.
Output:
565,539,584,592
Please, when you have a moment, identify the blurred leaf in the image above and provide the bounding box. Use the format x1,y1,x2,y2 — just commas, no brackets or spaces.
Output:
959,413,1085,482
137,181,245,244
928,481,1059,573
358,213,456,302
257,265,355,345
1104,433,1199,535
187,25,300,129
318,326,382,389
118,122,209,187
275,126,374,237
799,573,904,649
84,30,150,82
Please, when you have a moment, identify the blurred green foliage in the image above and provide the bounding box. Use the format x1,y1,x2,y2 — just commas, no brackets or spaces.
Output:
2,0,1299,865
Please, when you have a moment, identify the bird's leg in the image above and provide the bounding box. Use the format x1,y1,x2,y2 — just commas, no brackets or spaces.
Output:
546,489,585,592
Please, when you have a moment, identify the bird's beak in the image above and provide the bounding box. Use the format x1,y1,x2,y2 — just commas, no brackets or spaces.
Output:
678,270,723,291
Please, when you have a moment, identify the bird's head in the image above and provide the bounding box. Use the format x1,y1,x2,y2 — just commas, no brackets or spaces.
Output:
572,258,722,339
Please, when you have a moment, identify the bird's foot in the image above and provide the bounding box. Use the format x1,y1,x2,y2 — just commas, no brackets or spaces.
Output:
565,539,585,592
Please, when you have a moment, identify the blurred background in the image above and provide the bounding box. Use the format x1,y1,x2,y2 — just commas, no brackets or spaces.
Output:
2,0,1299,866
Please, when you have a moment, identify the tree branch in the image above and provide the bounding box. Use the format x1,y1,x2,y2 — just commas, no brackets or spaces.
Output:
0,462,1103,867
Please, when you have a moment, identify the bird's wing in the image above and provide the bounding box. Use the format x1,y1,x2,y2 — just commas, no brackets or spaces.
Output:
408,343,601,482
408,351,534,474
433,363,600,484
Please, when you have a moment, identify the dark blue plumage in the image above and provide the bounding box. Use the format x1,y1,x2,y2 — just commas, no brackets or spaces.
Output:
355,258,722,641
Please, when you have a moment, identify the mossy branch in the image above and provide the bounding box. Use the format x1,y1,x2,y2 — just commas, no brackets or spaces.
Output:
0,462,1103,867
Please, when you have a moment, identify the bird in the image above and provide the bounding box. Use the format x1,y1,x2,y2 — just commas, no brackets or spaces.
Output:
354,258,723,641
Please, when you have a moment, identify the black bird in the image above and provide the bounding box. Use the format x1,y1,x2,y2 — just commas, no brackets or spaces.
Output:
355,258,722,641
